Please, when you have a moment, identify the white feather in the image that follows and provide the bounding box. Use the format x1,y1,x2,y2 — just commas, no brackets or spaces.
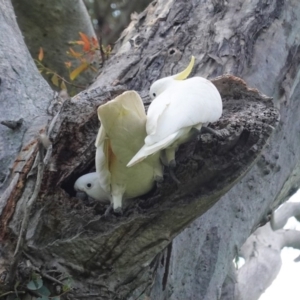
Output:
74,173,110,203
127,57,222,167
94,91,163,210
146,77,222,144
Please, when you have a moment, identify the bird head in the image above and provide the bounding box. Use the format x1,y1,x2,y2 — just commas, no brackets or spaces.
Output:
74,172,110,203
149,56,195,99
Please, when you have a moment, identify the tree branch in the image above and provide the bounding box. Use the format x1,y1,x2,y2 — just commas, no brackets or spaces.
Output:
271,202,300,230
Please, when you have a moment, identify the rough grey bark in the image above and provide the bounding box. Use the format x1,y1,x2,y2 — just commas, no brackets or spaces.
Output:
138,1,300,299
0,1,52,200
12,0,99,92
0,1,299,300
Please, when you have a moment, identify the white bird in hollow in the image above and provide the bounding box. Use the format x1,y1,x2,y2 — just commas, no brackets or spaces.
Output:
74,173,110,203
127,56,222,171
74,91,163,212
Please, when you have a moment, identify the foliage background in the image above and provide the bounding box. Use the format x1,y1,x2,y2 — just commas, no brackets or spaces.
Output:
83,0,152,45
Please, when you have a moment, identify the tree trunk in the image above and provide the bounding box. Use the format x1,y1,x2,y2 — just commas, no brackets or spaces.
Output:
233,202,300,300
0,0,300,300
140,1,300,299
0,1,52,207
85,0,152,45
11,0,99,93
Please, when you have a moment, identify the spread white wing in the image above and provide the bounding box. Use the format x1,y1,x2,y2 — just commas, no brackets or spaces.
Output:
96,91,162,209
127,77,222,166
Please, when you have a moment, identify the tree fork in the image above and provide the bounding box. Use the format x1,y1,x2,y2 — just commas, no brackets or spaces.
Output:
1,0,300,299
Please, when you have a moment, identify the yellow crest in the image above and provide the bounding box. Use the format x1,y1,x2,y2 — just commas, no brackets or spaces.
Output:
173,56,195,80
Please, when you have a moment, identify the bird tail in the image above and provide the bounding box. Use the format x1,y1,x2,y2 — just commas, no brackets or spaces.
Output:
127,131,179,167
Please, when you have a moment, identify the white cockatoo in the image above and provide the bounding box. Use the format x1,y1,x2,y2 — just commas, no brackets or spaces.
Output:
127,56,222,169
74,91,163,212
74,172,110,203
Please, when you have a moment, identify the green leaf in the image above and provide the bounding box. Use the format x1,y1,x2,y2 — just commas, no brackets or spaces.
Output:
51,297,60,300
62,285,70,292
60,80,67,91
62,276,73,292
36,285,51,296
69,62,88,80
51,74,59,87
27,278,43,290
36,296,49,300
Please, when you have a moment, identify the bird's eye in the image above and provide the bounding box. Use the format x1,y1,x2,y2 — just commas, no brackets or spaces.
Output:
86,183,92,188
153,93,156,97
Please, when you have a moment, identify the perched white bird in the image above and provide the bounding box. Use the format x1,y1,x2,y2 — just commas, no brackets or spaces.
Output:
127,56,222,168
75,91,163,212
74,172,110,203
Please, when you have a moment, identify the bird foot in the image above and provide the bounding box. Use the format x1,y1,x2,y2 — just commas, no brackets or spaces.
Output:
104,205,113,217
201,126,230,140
114,207,123,215
154,175,164,183
169,159,176,169
169,166,181,185
104,204,123,217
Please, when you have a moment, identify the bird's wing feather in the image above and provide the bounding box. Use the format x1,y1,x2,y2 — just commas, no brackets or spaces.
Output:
95,128,111,193
121,91,146,120
97,91,147,163
96,91,161,203
95,122,113,193
127,130,181,167
146,77,222,145
146,95,171,135
95,121,106,148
